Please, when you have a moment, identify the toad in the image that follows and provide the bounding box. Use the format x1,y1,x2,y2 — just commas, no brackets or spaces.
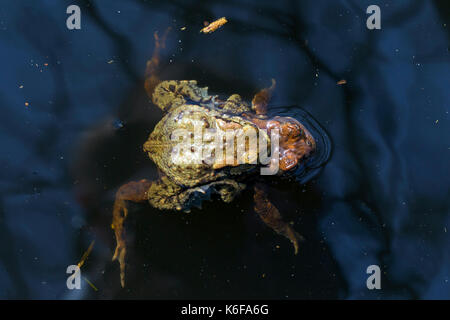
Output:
111,30,330,287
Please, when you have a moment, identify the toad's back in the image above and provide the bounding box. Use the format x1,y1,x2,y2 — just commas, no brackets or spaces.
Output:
143,104,261,187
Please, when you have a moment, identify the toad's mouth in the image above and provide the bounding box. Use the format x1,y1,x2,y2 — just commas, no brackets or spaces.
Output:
248,115,316,172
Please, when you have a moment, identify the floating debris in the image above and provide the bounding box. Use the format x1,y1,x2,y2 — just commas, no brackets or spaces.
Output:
337,79,347,85
19,85,23,89
180,26,186,31
77,240,95,268
24,102,29,107
83,276,98,291
107,59,114,64
200,17,228,34
76,240,98,291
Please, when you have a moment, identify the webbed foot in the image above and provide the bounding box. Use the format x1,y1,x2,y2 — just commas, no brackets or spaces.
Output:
284,225,305,255
144,27,171,100
111,179,152,287
253,184,304,254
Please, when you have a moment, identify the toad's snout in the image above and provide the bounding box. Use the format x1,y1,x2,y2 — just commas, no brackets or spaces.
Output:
249,116,316,172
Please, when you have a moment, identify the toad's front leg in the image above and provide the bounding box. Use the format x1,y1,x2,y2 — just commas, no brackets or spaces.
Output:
144,28,171,100
252,79,276,116
253,184,304,254
111,179,152,287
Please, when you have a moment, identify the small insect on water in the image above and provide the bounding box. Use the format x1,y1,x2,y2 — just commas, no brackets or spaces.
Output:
200,17,228,34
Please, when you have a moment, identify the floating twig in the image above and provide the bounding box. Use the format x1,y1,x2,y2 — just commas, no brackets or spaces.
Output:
200,17,228,34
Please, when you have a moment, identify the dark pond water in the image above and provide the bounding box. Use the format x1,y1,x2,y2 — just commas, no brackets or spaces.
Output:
0,0,448,299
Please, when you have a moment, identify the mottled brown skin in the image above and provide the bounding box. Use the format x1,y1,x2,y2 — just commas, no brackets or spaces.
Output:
111,179,152,287
111,31,315,287
249,116,316,171
251,78,276,116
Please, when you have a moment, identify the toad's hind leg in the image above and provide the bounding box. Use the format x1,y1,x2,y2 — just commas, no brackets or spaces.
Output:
253,184,304,254
144,28,171,100
111,179,152,287
252,79,276,116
